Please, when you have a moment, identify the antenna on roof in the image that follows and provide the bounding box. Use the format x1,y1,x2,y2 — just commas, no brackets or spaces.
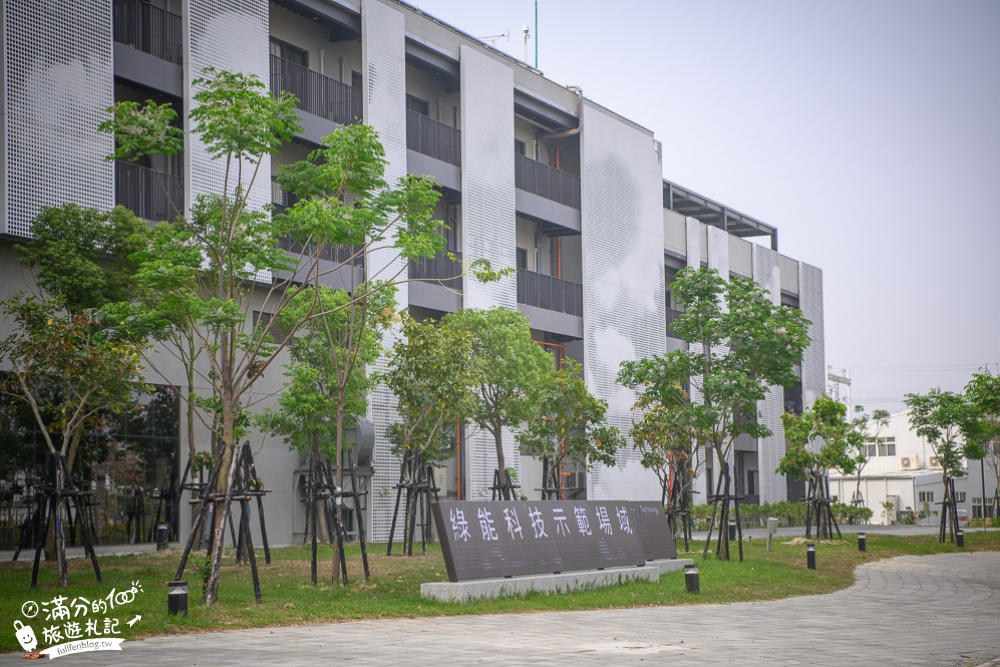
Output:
479,30,510,46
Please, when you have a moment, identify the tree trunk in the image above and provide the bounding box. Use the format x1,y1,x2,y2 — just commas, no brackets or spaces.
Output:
493,427,509,500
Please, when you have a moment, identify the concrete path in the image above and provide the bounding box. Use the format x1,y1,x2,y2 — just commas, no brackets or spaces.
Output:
4,552,998,666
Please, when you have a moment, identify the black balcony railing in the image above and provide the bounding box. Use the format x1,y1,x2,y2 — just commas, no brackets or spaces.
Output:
270,54,362,126
516,268,583,317
113,0,183,64
408,251,462,291
274,222,365,270
514,154,581,209
115,161,183,222
666,307,684,339
406,110,461,166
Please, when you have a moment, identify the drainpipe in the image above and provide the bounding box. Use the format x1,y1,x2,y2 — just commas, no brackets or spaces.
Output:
539,86,583,168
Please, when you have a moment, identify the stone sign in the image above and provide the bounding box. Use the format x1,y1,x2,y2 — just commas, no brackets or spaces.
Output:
431,500,676,582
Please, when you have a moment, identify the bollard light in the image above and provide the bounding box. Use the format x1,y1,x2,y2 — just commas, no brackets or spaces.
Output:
956,530,964,548
858,532,866,552
684,564,699,594
168,580,188,617
728,520,737,541
156,524,170,550
806,542,816,570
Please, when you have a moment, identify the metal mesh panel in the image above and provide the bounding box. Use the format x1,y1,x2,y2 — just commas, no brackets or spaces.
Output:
580,100,665,501
460,44,516,311
753,244,786,502
3,0,114,237
459,45,519,501
799,261,826,416
685,218,708,502
706,226,735,472
187,0,271,282
362,0,408,542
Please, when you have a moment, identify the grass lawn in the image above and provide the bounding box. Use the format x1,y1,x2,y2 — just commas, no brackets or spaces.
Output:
3,530,998,653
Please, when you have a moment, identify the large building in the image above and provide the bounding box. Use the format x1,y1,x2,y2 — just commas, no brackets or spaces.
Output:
0,0,825,547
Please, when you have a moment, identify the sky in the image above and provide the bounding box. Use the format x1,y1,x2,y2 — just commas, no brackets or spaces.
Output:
411,0,1000,414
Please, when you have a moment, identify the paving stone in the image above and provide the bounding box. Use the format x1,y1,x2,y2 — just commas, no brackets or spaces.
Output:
3,552,997,666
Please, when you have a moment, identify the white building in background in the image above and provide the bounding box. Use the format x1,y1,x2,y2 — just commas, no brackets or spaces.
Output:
829,409,998,525
1,0,826,547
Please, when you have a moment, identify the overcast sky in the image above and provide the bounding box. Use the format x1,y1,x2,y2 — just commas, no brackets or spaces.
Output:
412,0,1000,414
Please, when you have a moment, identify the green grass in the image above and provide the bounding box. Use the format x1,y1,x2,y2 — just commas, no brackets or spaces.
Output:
3,531,998,653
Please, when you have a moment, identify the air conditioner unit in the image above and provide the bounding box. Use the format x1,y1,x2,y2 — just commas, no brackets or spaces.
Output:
900,455,919,470
929,455,943,469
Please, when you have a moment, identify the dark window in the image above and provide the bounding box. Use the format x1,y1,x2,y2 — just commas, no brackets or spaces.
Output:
269,38,307,66
351,70,362,90
516,247,528,270
406,94,430,116
746,470,757,496
514,139,526,155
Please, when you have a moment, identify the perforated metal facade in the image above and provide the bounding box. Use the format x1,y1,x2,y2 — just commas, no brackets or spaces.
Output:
362,0,408,541
799,261,826,415
186,0,269,211
581,101,665,501
684,218,708,501
753,244,787,503
458,45,519,500
2,0,114,237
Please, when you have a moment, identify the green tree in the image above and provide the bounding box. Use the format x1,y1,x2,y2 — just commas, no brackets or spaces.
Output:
904,388,985,542
442,308,554,499
618,267,810,560
0,296,147,587
777,396,855,539
1,203,151,586
101,68,446,604
13,204,149,313
517,358,624,499
383,316,475,467
621,379,702,545
845,405,890,508
382,315,476,554
964,369,1000,522
258,283,394,582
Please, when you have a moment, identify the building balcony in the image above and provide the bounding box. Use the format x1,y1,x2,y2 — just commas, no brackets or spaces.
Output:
113,0,183,64
516,268,583,317
408,250,462,291
514,154,580,209
115,161,183,222
406,110,461,167
270,55,362,127
273,206,365,269
666,307,684,339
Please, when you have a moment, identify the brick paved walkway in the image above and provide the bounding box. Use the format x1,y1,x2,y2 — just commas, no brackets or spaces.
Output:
4,552,998,666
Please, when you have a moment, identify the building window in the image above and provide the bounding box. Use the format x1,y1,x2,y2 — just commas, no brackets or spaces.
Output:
516,247,528,270
270,38,307,66
351,70,362,90
746,470,757,497
865,436,895,457
406,94,429,116
972,497,997,519
954,491,966,503
514,139,526,155
918,491,934,503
